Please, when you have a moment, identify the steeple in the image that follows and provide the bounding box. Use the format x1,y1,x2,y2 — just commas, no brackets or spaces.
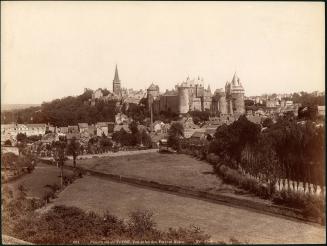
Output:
113,64,121,96
114,64,120,82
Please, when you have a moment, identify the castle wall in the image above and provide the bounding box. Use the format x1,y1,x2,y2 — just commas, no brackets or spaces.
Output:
159,95,179,114
203,96,212,111
191,98,202,111
195,85,204,97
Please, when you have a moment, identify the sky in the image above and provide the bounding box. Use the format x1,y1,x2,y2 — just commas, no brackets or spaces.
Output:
1,1,325,104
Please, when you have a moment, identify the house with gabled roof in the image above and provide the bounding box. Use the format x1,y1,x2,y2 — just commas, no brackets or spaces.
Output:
78,123,89,133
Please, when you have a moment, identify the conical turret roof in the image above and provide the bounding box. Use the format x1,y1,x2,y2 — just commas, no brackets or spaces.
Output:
231,72,239,85
148,83,159,91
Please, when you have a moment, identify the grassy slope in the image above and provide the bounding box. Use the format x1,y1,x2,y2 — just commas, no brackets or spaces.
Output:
47,176,325,244
67,153,235,193
5,163,74,199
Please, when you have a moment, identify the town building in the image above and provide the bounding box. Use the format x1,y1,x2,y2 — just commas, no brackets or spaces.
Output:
318,106,325,117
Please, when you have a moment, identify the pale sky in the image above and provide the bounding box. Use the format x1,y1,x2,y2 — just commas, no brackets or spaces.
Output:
1,1,325,104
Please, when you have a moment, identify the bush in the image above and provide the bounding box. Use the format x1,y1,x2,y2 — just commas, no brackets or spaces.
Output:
206,153,220,165
165,225,210,244
4,204,211,244
44,183,60,193
216,165,271,199
272,190,325,222
42,190,54,203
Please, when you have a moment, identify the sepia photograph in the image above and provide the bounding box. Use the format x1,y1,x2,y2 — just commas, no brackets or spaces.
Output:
1,1,325,244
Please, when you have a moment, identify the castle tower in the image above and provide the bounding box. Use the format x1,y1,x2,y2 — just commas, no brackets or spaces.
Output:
212,89,228,115
230,72,245,114
147,83,160,109
218,92,228,115
113,64,121,96
178,84,190,114
225,72,245,114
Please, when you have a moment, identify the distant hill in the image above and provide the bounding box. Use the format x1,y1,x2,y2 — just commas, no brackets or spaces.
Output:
1,104,41,112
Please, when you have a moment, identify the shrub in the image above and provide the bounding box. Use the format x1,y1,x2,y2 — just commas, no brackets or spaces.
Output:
44,183,60,193
272,190,325,222
165,225,210,244
206,153,220,165
42,190,54,203
127,209,159,240
216,165,272,199
3,198,211,244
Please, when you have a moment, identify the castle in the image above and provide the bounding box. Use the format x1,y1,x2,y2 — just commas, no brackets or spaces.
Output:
89,65,245,116
147,73,245,116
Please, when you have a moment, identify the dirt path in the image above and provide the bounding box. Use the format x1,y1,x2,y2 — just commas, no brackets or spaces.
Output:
43,176,325,244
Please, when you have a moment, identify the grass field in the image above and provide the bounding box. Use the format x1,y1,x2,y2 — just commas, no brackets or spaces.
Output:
66,152,271,204
67,152,235,192
43,175,325,244
5,163,74,199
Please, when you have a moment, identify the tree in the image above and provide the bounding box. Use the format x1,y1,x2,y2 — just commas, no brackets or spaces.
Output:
16,133,27,142
189,111,210,125
66,137,80,169
141,130,152,148
262,118,273,128
129,122,141,146
54,140,67,189
167,122,184,151
100,136,113,152
27,134,42,143
298,106,318,121
4,139,12,146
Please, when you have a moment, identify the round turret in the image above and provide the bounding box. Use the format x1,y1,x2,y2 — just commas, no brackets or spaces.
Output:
178,86,190,114
213,89,227,115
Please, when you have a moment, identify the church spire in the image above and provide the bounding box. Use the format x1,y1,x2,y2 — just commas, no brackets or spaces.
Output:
114,64,120,82
113,64,122,96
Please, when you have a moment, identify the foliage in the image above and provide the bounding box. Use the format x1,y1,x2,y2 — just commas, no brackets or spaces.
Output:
292,91,325,106
189,110,211,125
262,118,273,128
154,110,179,123
1,152,19,169
141,130,152,148
2,200,210,244
1,90,118,126
122,102,147,124
215,164,271,199
16,133,27,142
206,153,220,165
27,135,42,143
209,116,261,165
1,152,35,175
298,105,318,121
111,122,151,148
66,137,80,167
272,190,325,223
208,115,324,195
4,139,12,146
180,114,324,218
167,122,184,151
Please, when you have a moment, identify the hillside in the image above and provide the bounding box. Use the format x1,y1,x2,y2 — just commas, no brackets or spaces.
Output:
1,90,117,126
1,104,41,112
